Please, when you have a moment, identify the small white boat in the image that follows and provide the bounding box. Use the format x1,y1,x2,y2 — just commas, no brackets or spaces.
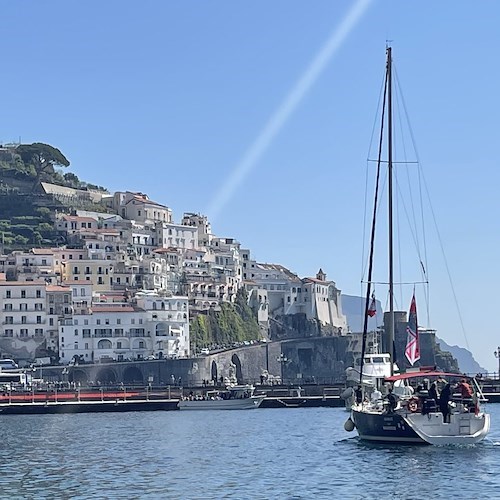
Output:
178,384,265,410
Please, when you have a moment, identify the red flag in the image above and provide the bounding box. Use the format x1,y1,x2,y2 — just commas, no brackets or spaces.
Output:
367,293,377,317
405,294,420,366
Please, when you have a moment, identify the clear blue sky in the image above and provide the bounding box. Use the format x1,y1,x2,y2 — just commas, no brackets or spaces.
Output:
1,1,499,370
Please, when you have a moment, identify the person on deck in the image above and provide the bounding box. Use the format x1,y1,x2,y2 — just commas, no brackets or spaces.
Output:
386,387,397,413
456,379,473,399
428,382,439,404
439,383,452,423
355,386,363,404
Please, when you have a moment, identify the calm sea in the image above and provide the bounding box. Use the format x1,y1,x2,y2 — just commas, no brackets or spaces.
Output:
1,404,500,499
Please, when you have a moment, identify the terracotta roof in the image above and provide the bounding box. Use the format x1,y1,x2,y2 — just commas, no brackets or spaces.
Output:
91,305,136,313
46,285,71,292
61,215,97,222
31,249,54,255
0,281,46,286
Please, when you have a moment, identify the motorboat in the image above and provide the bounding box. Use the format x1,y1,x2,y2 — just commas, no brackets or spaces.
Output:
177,384,265,410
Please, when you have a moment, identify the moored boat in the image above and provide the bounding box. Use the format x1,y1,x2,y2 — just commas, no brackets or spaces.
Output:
178,384,265,410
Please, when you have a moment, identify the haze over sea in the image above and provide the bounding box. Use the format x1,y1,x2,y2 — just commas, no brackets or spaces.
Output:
1,407,499,499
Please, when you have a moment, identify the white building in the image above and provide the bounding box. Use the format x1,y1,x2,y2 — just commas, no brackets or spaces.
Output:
59,292,190,364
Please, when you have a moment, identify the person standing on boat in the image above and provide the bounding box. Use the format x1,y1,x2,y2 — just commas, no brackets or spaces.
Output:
428,381,439,404
355,386,363,404
439,383,452,423
386,387,397,413
456,379,473,399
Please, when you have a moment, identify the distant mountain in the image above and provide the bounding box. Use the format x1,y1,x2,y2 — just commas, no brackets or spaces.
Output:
341,294,486,374
435,338,487,375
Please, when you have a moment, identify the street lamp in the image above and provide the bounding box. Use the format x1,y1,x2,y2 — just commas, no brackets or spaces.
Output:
277,353,289,385
495,347,500,379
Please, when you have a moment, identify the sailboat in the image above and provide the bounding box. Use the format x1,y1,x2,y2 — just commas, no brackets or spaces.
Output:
344,47,490,445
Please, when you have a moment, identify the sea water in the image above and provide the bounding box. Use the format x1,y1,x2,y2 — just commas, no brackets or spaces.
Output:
1,404,499,499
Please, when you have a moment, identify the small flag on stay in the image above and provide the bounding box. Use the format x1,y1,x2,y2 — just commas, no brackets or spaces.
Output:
367,293,377,317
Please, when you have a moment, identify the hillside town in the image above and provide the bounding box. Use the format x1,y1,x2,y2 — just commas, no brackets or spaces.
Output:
0,183,349,367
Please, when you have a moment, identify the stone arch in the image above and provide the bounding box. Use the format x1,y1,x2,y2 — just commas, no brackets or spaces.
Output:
95,367,117,385
69,369,88,384
97,339,112,349
231,354,243,383
211,360,218,383
123,366,144,385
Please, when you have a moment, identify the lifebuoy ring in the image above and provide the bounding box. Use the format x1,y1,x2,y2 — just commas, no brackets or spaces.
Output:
408,398,419,413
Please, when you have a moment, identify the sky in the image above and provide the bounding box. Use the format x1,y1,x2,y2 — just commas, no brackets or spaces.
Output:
1,1,499,371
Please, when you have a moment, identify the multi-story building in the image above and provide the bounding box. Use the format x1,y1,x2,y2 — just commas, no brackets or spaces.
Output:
109,191,172,225
59,292,190,364
0,279,47,344
156,221,198,250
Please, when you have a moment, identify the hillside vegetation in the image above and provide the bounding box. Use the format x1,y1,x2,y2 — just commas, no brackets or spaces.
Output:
190,290,261,349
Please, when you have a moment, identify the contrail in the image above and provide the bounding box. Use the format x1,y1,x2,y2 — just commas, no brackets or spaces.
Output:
206,0,373,222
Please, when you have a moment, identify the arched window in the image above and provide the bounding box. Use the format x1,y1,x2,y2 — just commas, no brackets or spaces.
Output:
97,339,112,349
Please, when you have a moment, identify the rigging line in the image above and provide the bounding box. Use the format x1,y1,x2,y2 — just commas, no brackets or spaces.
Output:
361,65,389,284
360,56,388,385
418,163,470,351
363,280,428,285
367,159,419,164
393,67,429,313
396,64,468,347
394,68,432,327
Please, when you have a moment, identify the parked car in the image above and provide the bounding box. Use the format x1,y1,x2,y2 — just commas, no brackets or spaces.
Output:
200,348,210,356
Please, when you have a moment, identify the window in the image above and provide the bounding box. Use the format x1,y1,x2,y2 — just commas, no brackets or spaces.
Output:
83,329,91,338
4,304,12,311
117,318,121,325
96,319,101,325
74,319,78,325
138,341,145,348
80,288,85,296
35,328,43,336
21,316,27,324
20,303,27,311
49,318,54,326
74,329,78,336
6,290,11,298
20,329,28,338
4,329,13,337
21,290,26,298
35,303,43,311
131,319,135,325
84,319,89,325
36,290,42,298
117,341,122,349
36,316,42,324
85,343,89,349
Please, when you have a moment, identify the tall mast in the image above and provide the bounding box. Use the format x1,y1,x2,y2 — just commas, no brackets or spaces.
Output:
387,46,395,375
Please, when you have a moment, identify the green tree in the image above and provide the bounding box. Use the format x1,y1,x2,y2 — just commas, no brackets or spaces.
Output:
16,143,70,192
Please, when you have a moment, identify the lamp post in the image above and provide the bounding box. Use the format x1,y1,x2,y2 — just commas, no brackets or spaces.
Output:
495,347,500,379
277,353,288,385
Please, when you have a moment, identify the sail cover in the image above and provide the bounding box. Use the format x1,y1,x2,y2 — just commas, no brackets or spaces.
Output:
405,294,420,365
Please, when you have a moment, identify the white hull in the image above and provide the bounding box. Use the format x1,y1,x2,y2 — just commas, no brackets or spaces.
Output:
178,395,265,410
404,411,490,445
